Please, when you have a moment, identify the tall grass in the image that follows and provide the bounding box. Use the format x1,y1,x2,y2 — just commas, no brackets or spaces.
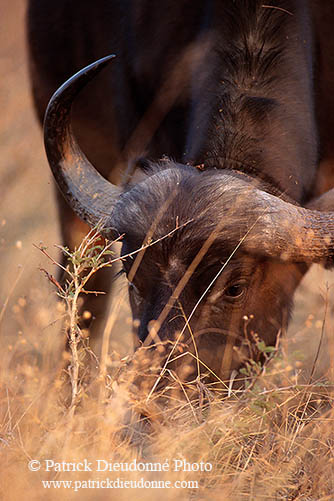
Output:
1,230,333,501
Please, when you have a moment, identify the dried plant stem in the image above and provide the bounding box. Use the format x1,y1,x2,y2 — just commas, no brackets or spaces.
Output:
37,227,116,416
308,284,329,384
67,283,81,415
0,265,23,331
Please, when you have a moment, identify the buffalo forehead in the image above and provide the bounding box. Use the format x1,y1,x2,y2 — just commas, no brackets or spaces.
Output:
162,256,185,284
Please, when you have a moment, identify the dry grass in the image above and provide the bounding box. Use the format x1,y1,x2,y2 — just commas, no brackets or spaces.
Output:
1,318,334,501
1,1,334,499
1,228,334,501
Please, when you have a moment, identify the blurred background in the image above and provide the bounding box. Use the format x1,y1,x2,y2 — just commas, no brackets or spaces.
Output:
0,0,60,369
0,0,333,385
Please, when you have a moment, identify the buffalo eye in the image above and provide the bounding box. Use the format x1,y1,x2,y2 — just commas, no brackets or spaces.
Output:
224,282,247,300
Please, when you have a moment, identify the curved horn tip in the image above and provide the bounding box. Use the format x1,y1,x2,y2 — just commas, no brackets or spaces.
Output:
80,54,117,81
43,53,121,231
43,54,117,128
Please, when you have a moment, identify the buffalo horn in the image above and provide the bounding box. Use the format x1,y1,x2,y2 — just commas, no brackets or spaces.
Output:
232,185,334,265
43,55,121,238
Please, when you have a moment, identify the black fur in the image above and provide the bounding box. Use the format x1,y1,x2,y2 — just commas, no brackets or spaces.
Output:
27,1,334,380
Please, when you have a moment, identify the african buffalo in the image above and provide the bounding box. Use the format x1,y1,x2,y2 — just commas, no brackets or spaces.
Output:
27,1,334,381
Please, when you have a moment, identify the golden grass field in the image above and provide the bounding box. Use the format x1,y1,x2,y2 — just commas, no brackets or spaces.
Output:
1,1,334,499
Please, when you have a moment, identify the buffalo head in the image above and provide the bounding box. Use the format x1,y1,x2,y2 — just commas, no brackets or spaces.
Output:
43,56,334,382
